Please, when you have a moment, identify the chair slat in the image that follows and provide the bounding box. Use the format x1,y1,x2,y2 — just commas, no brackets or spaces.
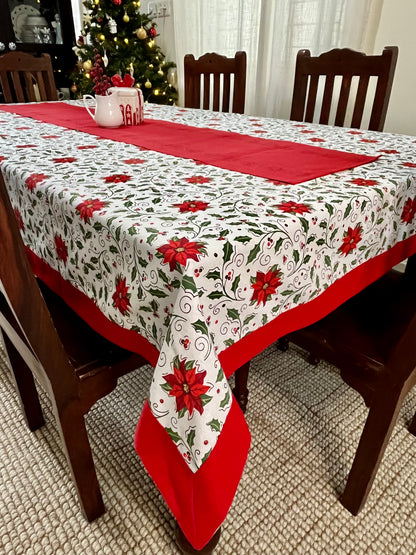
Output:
319,74,335,125
351,75,370,129
305,75,319,122
334,74,352,127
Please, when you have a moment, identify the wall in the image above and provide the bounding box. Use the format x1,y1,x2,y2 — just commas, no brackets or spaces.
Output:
374,0,416,135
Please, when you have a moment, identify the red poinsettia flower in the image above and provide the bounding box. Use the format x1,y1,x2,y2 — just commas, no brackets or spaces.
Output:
174,200,209,213
164,358,210,416
338,225,362,255
25,173,49,191
402,162,416,168
13,208,24,231
53,157,77,163
185,176,211,184
54,235,68,264
103,174,132,183
76,198,107,222
157,237,204,271
251,268,282,306
123,158,146,164
112,275,131,315
401,198,416,224
350,178,378,186
276,201,311,214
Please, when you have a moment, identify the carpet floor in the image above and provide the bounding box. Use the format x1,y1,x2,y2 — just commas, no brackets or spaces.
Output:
1,338,416,555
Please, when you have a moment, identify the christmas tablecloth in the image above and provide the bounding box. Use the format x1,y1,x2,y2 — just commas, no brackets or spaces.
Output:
1,101,416,549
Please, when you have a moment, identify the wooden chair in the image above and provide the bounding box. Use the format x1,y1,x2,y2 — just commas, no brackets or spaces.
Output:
0,51,58,103
290,46,398,132
184,51,246,114
0,171,147,521
275,264,416,514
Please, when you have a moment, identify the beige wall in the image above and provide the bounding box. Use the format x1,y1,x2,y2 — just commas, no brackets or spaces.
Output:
374,0,416,135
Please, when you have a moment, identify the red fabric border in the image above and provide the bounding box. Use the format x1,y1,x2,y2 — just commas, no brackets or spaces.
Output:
26,249,160,367
135,398,250,550
0,102,379,185
219,234,416,377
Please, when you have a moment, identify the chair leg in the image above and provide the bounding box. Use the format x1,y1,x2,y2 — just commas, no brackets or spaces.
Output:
277,337,289,351
340,390,404,515
54,403,105,522
232,361,250,414
2,332,45,431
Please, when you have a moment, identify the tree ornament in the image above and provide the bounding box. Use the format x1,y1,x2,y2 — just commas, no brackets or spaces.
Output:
148,40,154,48
82,59,92,71
70,84,78,93
149,27,157,38
102,50,108,67
144,80,151,88
157,69,163,76
113,0,122,4
108,17,117,33
136,27,146,39
148,63,153,69
98,33,105,41
124,38,129,44
77,35,84,46
123,12,129,22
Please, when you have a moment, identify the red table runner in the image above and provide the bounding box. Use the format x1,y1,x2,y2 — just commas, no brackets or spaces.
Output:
0,102,379,184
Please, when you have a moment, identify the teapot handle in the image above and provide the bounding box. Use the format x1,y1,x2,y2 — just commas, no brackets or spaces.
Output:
83,94,96,120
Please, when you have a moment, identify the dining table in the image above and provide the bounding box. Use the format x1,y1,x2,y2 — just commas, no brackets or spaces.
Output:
0,98,416,552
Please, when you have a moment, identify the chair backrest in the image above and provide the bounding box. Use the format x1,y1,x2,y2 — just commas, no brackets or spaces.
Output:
184,51,247,114
0,51,58,103
290,46,398,132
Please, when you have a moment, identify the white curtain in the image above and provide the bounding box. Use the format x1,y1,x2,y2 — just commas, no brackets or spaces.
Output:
172,0,383,118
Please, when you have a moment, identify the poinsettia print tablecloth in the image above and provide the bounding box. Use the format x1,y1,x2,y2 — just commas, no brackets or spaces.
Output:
1,101,416,550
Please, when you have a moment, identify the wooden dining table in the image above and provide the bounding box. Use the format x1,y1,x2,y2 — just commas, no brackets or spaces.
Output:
1,99,416,552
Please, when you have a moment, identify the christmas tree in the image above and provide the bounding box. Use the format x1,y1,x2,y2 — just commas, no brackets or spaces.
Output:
70,0,177,105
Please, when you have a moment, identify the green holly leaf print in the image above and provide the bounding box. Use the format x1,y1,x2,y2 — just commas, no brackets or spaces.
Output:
187,429,196,449
208,419,221,432
192,319,209,335
220,389,231,408
165,428,181,443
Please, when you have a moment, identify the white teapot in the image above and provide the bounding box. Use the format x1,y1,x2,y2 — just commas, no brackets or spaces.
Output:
83,91,124,128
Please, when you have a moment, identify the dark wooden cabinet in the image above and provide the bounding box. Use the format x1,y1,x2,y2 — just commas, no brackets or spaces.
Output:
0,0,76,95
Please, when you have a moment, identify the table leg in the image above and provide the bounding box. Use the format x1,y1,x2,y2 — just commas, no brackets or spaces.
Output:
175,524,221,554
232,361,250,413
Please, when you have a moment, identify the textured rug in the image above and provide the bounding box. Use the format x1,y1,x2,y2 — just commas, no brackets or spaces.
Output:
1,337,416,555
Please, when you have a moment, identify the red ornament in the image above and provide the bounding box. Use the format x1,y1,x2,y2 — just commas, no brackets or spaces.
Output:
149,27,157,38
113,0,122,4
